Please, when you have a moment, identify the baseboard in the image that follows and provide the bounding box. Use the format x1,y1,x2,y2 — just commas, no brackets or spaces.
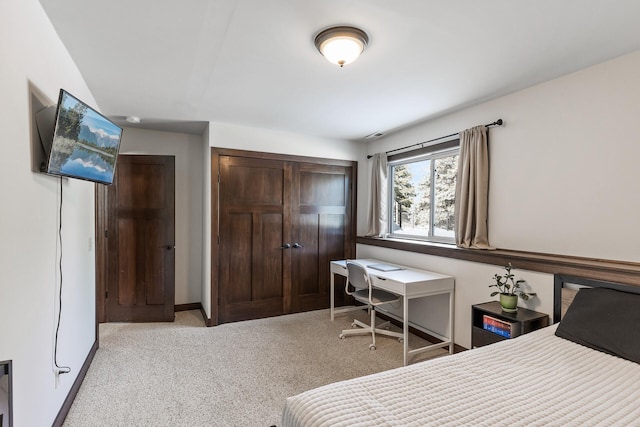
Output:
52,339,98,427
201,307,214,327
376,312,467,353
174,303,202,312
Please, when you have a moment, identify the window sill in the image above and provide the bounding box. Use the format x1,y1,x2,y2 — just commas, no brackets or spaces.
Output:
356,236,640,286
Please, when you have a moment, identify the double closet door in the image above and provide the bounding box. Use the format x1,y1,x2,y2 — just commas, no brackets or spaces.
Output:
212,149,356,324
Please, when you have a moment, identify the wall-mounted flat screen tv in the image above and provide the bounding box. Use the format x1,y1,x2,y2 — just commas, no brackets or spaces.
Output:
45,89,122,185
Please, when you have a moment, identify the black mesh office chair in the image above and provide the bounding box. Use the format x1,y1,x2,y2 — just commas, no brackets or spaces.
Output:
339,261,404,350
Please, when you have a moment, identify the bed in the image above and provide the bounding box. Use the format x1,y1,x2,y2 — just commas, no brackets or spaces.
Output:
281,275,640,426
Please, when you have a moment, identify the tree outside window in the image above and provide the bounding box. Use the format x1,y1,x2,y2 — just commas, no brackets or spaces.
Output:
389,148,458,242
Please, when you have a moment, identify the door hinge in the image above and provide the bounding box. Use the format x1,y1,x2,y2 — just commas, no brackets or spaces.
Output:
105,291,108,299
218,174,220,183
104,229,108,238
217,235,220,244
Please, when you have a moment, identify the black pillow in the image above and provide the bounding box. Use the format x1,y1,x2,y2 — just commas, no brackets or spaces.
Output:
555,287,640,364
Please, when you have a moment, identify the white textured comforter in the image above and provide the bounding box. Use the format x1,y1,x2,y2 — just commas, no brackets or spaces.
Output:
282,325,640,426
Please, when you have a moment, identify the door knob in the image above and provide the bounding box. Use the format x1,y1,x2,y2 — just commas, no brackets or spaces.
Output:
280,243,291,249
165,245,175,250
292,243,304,248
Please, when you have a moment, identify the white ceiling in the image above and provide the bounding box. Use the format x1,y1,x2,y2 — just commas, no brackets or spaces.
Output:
40,0,640,140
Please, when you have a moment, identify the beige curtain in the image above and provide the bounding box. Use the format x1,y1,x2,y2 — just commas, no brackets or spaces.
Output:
455,126,493,249
366,153,388,237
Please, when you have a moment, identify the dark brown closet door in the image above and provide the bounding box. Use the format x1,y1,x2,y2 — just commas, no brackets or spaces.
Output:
214,149,356,325
218,156,291,323
106,155,175,322
290,163,353,312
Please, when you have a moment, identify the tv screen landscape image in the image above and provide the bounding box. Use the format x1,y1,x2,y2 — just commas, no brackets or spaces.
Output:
46,89,122,185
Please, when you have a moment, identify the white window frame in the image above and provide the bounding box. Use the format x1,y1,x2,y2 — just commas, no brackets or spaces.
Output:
387,145,459,244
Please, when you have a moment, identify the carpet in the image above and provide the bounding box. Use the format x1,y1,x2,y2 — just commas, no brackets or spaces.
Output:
63,309,448,426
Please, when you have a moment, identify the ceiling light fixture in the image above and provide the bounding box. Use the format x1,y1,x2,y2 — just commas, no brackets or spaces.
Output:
126,116,141,124
314,26,369,67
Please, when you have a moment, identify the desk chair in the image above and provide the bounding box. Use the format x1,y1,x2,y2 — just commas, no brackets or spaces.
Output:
339,261,404,350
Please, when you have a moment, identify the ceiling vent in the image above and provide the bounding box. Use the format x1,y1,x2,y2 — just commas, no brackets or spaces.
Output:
364,132,384,140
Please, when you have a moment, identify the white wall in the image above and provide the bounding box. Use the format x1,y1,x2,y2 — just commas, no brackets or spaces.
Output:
0,0,99,424
362,50,640,348
201,124,212,318
368,50,640,262
119,127,205,305
209,121,365,161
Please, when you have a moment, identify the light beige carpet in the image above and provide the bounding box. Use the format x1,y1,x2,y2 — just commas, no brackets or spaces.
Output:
63,309,449,426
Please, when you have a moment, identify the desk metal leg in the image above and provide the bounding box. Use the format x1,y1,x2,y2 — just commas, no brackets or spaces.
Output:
449,290,455,354
403,295,409,366
330,272,335,321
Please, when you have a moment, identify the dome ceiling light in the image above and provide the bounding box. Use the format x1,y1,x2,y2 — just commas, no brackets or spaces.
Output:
314,26,369,67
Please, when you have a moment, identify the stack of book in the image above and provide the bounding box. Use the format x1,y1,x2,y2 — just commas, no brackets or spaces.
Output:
482,315,512,338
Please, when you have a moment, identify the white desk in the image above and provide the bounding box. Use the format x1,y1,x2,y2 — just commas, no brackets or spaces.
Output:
330,259,455,366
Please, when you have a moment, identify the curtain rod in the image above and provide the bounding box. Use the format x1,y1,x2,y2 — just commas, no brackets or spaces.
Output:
366,119,503,159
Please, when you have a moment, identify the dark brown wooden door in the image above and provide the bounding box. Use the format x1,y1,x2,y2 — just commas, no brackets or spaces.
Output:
291,163,352,312
218,156,290,323
106,155,175,322
215,150,355,324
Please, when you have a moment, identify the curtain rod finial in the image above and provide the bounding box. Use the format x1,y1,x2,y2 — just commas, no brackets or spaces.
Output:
496,119,503,126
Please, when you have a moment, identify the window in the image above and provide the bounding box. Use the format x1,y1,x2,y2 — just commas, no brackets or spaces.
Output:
389,144,459,242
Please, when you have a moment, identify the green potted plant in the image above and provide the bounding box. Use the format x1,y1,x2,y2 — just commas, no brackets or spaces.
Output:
489,263,535,312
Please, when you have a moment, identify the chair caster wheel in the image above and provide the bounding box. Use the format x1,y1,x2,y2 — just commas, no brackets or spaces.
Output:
369,344,376,350
339,334,346,339
351,323,357,328
398,338,403,343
